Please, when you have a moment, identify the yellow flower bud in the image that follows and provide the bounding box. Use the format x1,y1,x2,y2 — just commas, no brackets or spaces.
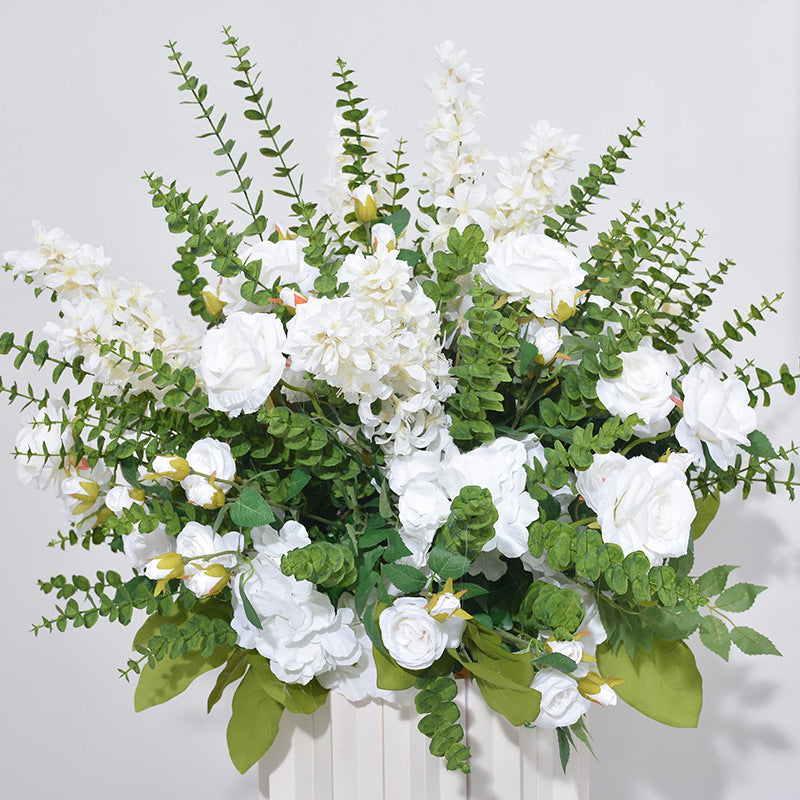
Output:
202,563,231,596
150,455,191,482
70,479,100,515
354,191,379,223
202,290,226,319
146,552,186,596
552,299,576,323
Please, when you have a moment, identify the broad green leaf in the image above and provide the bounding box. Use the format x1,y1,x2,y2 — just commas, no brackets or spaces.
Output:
695,564,737,598
715,582,766,613
596,638,703,728
741,430,778,459
474,676,541,727
383,529,412,562
730,626,781,656
284,467,311,501
380,207,411,237
207,651,249,713
229,487,277,528
373,645,418,690
519,339,539,374
692,493,720,538
428,544,471,580
226,667,284,774
135,643,231,712
464,623,535,687
248,654,328,714
383,563,427,593
699,616,731,661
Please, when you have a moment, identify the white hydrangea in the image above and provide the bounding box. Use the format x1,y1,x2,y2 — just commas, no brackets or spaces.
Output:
286,232,454,456
14,400,73,490
387,436,539,569
12,225,207,399
491,122,580,238
230,522,360,685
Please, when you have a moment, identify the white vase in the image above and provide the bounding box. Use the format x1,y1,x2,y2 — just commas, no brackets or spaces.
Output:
258,681,590,799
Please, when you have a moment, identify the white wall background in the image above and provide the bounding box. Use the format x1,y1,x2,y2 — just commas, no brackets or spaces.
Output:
1,1,797,797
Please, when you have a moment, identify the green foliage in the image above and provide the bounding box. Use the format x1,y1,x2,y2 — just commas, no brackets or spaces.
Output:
229,487,277,528
414,676,471,773
543,121,643,246
596,638,703,728
226,666,284,774
281,542,358,588
514,581,585,640
166,40,267,237
222,27,305,210
436,485,498,561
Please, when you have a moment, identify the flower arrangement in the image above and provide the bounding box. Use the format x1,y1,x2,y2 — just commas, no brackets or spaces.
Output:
3,32,796,777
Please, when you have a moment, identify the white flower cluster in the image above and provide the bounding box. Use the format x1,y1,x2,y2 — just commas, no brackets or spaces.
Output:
4,223,206,398
285,226,455,456
230,522,361,685
492,121,580,238
387,434,540,570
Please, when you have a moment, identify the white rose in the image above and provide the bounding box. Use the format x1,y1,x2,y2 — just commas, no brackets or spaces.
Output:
531,668,591,728
428,592,468,648
482,233,585,319
105,486,139,516
575,452,627,513
596,337,680,436
591,682,618,708
218,238,315,313
598,455,695,565
378,597,447,670
676,364,757,469
547,638,584,665
522,319,562,363
181,475,225,509
182,438,236,495
122,526,176,570
199,311,287,417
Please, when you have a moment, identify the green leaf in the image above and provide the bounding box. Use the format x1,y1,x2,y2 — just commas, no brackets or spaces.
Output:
556,727,572,773
715,582,766,613
378,479,393,520
363,603,390,657
595,638,703,728
699,616,731,661
383,563,427,594
229,487,277,528
639,604,702,640
226,667,284,774
695,564,737,597
239,578,263,630
691,493,720,538
373,645,418,690
531,653,578,673
284,467,312,501
741,430,778,460
519,339,539,374
135,643,231,711
473,676,541,727
248,654,328,714
207,650,249,712
730,626,781,656
428,544,471,580
379,207,411,237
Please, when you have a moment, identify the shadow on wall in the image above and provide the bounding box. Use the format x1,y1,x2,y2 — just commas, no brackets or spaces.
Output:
590,504,796,800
